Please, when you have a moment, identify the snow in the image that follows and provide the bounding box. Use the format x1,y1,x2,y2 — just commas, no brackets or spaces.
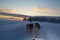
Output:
0,19,60,40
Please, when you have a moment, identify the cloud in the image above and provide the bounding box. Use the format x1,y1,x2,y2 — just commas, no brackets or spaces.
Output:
33,7,60,13
0,7,60,16
24,7,60,16
0,9,16,13
20,7,60,16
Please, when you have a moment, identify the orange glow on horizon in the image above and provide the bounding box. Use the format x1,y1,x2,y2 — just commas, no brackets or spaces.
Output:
0,15,24,21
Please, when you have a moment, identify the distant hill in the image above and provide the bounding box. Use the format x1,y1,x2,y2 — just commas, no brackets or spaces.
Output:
0,12,30,17
28,16,60,23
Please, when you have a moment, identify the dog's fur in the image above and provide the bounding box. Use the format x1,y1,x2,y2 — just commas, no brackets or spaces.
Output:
34,23,40,38
26,23,40,38
34,23,40,30
26,24,33,34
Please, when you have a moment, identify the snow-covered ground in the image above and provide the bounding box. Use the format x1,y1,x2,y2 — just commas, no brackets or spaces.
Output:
0,19,60,40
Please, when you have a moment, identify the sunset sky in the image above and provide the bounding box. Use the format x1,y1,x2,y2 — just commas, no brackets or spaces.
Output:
0,0,60,16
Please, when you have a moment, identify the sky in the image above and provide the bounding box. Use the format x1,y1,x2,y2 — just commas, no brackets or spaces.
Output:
0,0,60,16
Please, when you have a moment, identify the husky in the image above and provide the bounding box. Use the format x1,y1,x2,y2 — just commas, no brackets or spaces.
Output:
34,23,40,38
26,24,33,35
